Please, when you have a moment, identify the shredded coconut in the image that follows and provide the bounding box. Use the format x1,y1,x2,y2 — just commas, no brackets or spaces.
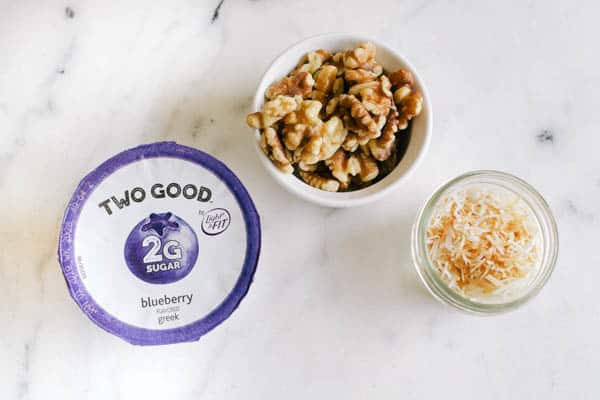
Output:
426,185,540,302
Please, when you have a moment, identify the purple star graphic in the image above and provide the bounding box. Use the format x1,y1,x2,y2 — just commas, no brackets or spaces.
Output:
141,212,179,236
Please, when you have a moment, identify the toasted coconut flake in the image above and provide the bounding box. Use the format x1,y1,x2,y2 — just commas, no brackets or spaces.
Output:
426,186,541,302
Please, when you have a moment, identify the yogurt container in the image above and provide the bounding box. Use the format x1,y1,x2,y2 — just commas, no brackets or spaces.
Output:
58,142,260,345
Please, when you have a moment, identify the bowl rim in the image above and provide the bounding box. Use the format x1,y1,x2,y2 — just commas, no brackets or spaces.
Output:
250,32,433,208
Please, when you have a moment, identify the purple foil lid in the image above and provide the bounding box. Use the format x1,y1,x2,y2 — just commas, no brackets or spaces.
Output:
58,142,261,345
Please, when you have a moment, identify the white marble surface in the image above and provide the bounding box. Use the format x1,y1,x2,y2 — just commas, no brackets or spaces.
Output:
1,0,599,398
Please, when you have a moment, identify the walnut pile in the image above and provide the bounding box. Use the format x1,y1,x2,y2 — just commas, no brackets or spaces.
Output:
247,42,423,192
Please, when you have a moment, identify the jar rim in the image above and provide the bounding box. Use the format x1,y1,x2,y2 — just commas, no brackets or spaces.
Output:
411,170,559,314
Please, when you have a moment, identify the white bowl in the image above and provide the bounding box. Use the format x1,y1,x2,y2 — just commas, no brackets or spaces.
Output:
251,33,432,207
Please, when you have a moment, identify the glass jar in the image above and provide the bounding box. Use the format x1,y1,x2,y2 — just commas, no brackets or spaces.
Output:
411,170,559,314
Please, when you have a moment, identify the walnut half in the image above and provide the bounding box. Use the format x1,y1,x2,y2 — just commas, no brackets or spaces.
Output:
299,171,339,192
265,71,314,100
260,127,293,173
